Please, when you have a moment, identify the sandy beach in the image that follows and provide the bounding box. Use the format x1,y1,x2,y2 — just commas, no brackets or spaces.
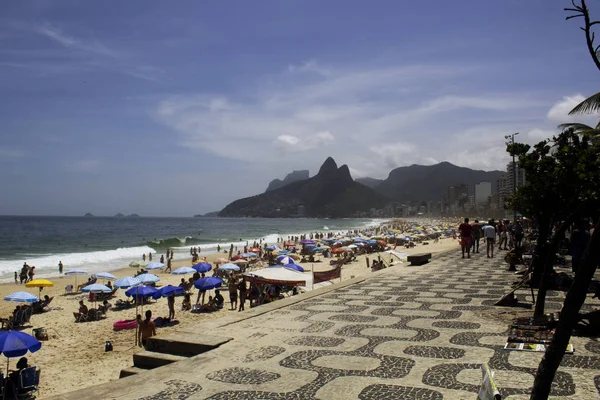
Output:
0,231,458,398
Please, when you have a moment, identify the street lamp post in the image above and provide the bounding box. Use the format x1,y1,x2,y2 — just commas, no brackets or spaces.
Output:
505,132,519,222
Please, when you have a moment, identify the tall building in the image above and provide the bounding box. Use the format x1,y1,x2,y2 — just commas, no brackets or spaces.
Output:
497,161,526,218
474,182,492,205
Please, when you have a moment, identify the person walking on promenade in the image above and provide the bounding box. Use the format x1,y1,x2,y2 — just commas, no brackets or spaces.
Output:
483,221,496,258
458,218,472,259
471,220,482,253
497,221,508,250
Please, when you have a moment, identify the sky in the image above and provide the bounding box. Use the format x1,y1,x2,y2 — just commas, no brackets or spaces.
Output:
1,0,599,216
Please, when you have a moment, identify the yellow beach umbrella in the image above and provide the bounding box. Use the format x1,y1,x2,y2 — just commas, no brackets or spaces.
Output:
26,279,54,297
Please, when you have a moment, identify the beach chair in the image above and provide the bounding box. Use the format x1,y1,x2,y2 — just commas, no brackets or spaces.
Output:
64,285,73,295
13,366,41,398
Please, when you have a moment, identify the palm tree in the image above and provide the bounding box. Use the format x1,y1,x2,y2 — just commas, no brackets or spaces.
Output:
558,122,600,143
565,1,600,115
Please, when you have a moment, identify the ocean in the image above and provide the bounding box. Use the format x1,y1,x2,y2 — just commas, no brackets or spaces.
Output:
0,216,384,281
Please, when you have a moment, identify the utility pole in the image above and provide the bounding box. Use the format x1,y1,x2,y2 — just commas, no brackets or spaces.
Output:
505,132,519,222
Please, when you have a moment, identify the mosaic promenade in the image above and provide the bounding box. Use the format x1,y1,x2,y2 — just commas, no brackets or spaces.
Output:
49,250,600,399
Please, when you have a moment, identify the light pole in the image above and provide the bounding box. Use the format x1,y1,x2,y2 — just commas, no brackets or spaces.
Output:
505,132,519,222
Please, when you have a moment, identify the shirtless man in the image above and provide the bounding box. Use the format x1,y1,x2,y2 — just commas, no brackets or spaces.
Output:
138,310,156,348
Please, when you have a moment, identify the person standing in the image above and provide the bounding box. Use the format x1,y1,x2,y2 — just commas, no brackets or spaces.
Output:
58,261,63,274
458,218,472,259
167,294,175,319
229,278,238,310
142,253,146,262
471,220,482,253
165,258,172,273
14,272,17,284
238,277,247,311
483,221,496,258
27,266,35,283
149,252,152,261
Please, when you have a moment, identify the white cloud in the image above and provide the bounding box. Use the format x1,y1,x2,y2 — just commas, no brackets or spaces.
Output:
547,94,599,124
34,24,118,58
287,60,332,76
154,62,563,177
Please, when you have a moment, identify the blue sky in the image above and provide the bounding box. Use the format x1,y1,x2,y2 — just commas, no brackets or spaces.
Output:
1,0,598,216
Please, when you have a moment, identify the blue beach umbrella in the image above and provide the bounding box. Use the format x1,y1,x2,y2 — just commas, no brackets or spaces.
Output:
276,255,296,265
311,247,325,253
96,272,117,280
242,252,257,258
125,286,157,298
193,277,223,291
172,267,196,275
152,285,184,300
0,330,42,374
192,262,212,274
4,292,39,303
276,250,290,255
265,245,277,251
114,277,141,289
136,273,160,285
145,262,164,271
218,263,240,272
81,284,112,293
270,264,304,272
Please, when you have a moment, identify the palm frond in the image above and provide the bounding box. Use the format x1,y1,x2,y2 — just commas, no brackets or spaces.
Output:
558,122,595,131
569,91,600,115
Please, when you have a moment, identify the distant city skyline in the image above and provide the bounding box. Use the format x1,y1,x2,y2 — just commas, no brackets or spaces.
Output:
1,1,598,216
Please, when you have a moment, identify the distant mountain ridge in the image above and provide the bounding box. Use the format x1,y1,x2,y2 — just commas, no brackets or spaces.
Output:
265,170,310,192
219,157,388,218
373,162,504,201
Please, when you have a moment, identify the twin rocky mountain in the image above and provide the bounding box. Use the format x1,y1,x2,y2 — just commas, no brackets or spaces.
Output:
218,157,503,218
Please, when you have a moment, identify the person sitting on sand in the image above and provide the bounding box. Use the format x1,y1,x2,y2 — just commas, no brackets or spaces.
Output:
138,310,156,348
214,290,224,309
199,296,218,312
181,294,191,311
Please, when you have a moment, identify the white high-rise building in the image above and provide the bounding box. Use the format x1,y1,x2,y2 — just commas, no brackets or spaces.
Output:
474,182,492,205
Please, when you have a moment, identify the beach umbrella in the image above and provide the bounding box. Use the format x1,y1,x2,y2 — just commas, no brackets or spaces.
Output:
114,277,141,289
232,259,248,265
248,248,261,253
65,268,88,289
192,262,212,273
274,249,290,255
242,252,257,258
0,331,42,374
81,284,112,293
173,267,196,275
145,262,164,271
301,239,315,245
270,264,305,272
218,263,240,272
283,241,295,247
264,245,277,251
25,279,54,297
152,285,184,300
231,255,245,261
332,248,345,254
125,286,157,298
4,292,39,303
215,258,228,265
136,274,160,285
276,255,296,265
96,272,117,280
311,247,325,253
193,277,223,291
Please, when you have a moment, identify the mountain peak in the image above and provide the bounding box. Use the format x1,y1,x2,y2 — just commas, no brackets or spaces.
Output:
317,157,338,176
